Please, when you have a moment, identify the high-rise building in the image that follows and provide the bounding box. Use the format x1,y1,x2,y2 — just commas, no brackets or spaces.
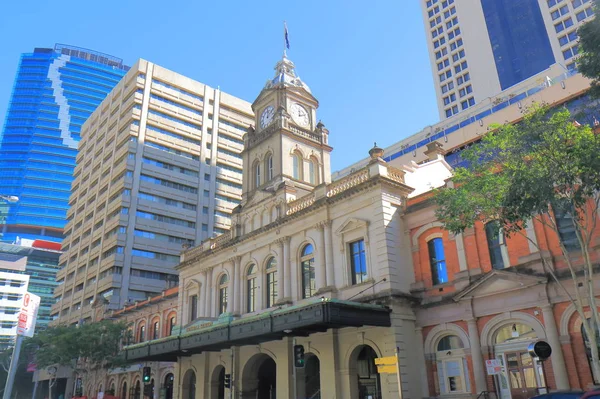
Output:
420,0,595,119
0,44,129,244
51,59,252,325
0,269,29,348
0,240,61,339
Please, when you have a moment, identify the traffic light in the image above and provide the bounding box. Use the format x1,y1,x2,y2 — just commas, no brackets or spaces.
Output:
224,373,231,389
143,366,151,384
294,344,305,368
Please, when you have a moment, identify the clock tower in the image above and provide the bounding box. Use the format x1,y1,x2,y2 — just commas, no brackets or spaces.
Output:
241,55,332,205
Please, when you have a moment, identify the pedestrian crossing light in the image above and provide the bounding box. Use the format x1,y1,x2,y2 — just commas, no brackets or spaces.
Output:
224,373,231,389
294,344,305,368
143,366,151,383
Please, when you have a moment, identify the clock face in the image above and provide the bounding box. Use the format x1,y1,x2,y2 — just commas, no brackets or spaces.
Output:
260,105,275,129
291,103,310,128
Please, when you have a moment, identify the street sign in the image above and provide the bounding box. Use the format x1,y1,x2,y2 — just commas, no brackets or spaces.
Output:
17,292,40,337
374,356,398,366
376,365,397,374
485,359,503,375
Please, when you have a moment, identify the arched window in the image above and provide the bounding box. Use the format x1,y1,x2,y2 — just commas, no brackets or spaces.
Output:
309,157,319,185
254,161,261,188
265,154,274,181
301,244,315,299
152,319,159,340
246,264,258,313
292,152,302,180
168,314,176,336
494,323,536,344
138,324,146,343
485,221,505,269
121,382,127,399
218,274,229,315
436,335,469,394
266,257,278,308
428,238,448,285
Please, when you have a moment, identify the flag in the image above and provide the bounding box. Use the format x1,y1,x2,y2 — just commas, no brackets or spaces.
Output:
285,23,290,49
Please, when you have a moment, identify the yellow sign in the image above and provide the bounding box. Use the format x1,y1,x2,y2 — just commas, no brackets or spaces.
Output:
374,356,397,366
376,365,397,374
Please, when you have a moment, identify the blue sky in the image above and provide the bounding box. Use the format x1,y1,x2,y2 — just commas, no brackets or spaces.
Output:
0,0,438,172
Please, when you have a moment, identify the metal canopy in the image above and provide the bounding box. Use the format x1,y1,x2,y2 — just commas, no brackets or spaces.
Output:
124,299,391,362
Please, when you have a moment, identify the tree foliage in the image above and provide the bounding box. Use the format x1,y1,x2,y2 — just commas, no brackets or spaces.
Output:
27,320,131,372
434,104,600,381
578,0,600,98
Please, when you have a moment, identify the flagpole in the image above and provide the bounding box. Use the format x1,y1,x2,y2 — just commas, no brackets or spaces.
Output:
283,21,287,58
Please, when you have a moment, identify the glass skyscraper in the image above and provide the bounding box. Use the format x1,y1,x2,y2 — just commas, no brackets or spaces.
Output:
0,44,129,243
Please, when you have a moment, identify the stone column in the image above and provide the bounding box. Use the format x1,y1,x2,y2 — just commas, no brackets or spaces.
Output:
276,239,285,302
324,220,334,287
205,268,213,317
467,319,487,394
316,223,327,291
283,236,292,300
542,304,570,389
231,257,241,314
415,327,430,397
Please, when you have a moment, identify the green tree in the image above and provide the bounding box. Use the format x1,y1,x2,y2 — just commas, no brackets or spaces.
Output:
28,320,131,395
434,105,600,381
577,0,600,98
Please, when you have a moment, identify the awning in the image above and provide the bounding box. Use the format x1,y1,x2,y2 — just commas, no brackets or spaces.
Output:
124,299,391,362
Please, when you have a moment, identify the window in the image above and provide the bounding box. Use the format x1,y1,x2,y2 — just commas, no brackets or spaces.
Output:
219,274,229,314
485,221,506,269
153,321,159,340
265,154,274,181
350,239,367,285
292,152,302,180
246,264,257,313
428,238,448,285
309,158,318,184
189,295,198,321
436,335,469,394
254,161,261,188
554,204,580,251
300,244,315,299
266,257,278,308
138,324,146,343
169,316,176,336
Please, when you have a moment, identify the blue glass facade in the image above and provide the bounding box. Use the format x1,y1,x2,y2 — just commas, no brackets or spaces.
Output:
0,44,128,243
481,0,556,90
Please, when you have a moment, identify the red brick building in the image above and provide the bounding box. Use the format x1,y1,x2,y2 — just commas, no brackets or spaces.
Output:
407,146,600,399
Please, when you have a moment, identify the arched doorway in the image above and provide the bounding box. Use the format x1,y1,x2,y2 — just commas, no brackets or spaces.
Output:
493,323,544,399
149,378,155,399
210,365,226,399
163,373,174,399
241,354,276,399
121,381,127,399
349,345,381,399
305,354,321,398
134,380,141,399
181,369,196,399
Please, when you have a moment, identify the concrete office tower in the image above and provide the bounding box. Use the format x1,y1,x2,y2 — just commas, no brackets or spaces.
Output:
51,60,252,325
420,0,595,120
0,44,129,243
0,271,29,348
0,239,62,332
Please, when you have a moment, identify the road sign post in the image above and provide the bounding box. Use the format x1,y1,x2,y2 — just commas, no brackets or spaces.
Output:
375,349,404,399
3,292,40,399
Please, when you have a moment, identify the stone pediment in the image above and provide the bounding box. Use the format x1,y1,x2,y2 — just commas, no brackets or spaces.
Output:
335,217,369,236
453,269,547,302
